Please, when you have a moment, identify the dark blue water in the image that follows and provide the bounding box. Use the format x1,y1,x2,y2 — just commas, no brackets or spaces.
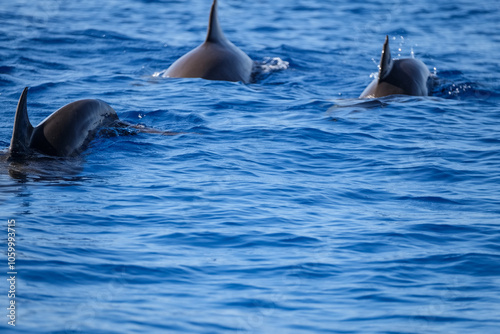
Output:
1,0,500,333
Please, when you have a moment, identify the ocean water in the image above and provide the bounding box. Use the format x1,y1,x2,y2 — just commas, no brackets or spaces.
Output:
1,0,500,333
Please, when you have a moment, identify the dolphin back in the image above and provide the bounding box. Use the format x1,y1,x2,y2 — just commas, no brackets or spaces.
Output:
360,35,431,98
30,99,118,156
164,0,253,83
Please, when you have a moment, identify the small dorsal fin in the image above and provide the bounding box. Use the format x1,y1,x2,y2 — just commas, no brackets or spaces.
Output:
205,0,226,43
9,87,34,156
378,35,393,82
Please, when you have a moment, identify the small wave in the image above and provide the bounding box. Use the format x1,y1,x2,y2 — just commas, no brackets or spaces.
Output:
73,28,133,41
431,71,498,100
0,65,15,74
434,81,482,99
398,195,462,205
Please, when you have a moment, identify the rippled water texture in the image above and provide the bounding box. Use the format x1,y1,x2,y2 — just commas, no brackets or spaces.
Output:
1,0,500,333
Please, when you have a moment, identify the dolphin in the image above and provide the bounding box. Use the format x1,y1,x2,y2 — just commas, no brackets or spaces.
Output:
8,87,119,158
163,0,253,83
360,36,431,98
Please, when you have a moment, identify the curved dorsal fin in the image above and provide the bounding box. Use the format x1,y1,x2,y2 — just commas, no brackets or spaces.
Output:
205,0,226,43
378,35,393,83
9,87,34,156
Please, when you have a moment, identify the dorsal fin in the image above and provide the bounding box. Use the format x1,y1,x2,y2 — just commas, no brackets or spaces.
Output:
9,87,34,156
205,0,226,43
378,35,393,83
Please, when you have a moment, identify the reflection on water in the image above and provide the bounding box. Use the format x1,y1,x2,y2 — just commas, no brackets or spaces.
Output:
0,152,85,183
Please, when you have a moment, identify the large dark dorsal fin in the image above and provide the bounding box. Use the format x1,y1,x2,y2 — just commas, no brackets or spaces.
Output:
9,87,34,156
205,0,227,43
378,35,393,83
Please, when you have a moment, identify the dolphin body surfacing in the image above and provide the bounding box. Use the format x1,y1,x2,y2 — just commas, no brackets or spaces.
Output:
360,36,431,98
163,0,253,83
9,88,119,158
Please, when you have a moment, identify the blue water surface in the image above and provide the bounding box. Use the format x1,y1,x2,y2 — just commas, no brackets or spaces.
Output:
1,0,500,333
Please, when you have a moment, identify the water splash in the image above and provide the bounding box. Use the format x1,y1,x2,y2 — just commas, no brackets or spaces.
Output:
152,69,168,78
256,57,290,74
